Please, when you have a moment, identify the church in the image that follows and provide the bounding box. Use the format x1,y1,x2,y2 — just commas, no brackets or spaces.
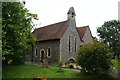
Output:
26,7,93,63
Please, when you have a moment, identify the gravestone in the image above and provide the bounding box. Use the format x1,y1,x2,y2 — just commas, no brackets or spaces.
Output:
43,59,49,68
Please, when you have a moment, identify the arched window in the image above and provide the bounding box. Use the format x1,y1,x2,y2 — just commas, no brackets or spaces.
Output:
68,36,70,52
35,47,38,57
47,48,51,58
75,37,76,52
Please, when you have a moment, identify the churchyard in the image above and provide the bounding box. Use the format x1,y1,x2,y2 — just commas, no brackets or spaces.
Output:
3,60,119,79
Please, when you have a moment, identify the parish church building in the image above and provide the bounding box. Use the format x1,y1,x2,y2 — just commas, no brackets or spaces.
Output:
26,7,93,64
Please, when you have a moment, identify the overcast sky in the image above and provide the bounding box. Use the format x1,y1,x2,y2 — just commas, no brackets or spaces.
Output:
24,0,120,38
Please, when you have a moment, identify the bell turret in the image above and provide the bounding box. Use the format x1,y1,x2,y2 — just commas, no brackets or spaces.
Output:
67,7,76,20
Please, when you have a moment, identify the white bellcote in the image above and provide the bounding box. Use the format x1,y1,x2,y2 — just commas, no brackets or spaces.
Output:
67,7,76,20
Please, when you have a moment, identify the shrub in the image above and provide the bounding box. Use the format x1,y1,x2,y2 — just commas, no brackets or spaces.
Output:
77,42,112,74
68,64,74,68
59,61,62,67
65,62,69,65
57,61,64,72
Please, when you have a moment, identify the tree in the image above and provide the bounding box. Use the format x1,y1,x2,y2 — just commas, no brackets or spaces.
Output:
77,42,112,74
2,2,38,64
115,42,120,59
92,36,99,42
97,20,120,58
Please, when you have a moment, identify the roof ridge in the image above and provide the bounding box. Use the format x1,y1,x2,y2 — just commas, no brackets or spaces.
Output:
33,20,69,41
33,20,89,41
35,20,68,30
77,25,89,28
77,25,88,39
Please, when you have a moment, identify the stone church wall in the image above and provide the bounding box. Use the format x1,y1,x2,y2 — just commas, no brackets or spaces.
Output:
29,39,60,64
82,27,93,44
60,19,82,63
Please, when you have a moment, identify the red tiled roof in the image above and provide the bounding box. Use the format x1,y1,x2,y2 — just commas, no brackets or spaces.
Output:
33,20,88,41
33,20,69,41
77,26,88,38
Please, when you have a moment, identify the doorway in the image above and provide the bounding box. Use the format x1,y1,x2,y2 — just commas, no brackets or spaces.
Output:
40,49,45,63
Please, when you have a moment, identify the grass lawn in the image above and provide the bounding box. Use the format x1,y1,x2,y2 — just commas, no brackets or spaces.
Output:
3,62,79,78
111,59,120,71
2,62,114,79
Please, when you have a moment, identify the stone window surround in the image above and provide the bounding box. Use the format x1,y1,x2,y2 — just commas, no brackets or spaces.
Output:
47,47,51,58
67,36,77,53
35,47,38,57
68,36,70,52
68,57,76,62
74,36,77,52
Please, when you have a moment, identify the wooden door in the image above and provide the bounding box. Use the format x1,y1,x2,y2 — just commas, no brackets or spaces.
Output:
40,50,44,62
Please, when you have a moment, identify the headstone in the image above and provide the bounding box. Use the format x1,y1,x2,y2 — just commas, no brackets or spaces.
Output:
73,64,77,69
43,59,49,68
62,64,66,67
69,63,77,69
77,66,82,69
